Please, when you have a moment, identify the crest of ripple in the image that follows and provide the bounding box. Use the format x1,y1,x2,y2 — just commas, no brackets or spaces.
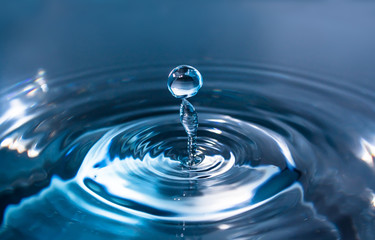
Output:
76,113,299,221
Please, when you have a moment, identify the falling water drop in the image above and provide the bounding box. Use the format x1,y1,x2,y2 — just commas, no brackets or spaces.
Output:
168,65,203,166
167,65,203,99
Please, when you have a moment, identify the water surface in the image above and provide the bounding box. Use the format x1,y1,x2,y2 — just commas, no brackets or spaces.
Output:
0,63,374,239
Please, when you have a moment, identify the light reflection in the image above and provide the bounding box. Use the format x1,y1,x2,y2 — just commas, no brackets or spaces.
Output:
359,139,375,167
0,136,40,158
218,224,230,230
0,99,27,124
0,138,12,148
9,138,27,154
208,128,222,135
27,148,40,158
26,69,48,97
371,193,375,208
207,118,227,124
1,69,48,125
0,69,47,158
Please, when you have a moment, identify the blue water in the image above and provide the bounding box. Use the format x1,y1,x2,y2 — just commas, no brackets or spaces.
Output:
0,63,374,239
168,65,202,166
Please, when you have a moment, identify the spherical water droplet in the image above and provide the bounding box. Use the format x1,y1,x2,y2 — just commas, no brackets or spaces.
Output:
167,65,203,99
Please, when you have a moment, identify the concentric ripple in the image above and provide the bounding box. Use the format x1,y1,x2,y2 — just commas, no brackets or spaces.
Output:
0,63,374,239
77,113,299,221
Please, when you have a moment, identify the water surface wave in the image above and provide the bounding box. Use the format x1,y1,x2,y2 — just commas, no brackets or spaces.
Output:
1,63,374,239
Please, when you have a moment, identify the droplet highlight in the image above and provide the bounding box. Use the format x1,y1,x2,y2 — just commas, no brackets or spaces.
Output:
167,65,203,99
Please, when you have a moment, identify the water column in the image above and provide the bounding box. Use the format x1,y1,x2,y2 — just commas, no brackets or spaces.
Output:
167,65,203,166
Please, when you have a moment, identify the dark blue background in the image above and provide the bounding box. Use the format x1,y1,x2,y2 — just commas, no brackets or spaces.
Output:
1,0,374,88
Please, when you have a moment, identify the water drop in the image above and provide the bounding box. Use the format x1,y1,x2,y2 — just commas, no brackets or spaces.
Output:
168,65,203,166
167,65,203,99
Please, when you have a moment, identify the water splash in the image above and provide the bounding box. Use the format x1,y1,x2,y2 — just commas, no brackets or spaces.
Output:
180,98,201,166
168,65,203,166
1,64,375,239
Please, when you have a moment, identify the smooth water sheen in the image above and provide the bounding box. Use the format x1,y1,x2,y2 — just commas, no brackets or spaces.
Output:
0,63,375,240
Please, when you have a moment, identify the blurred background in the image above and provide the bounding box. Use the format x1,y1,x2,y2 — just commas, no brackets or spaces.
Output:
0,0,375,88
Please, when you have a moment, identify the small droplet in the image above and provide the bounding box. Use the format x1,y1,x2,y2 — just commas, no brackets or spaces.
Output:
167,65,203,99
